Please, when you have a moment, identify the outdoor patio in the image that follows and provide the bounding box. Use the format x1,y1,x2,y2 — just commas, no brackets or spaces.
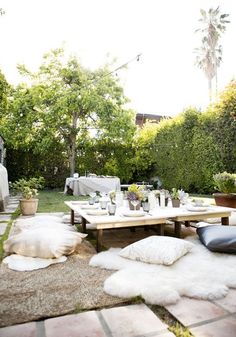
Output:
1,197,236,337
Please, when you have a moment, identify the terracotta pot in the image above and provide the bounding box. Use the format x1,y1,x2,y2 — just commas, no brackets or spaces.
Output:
20,198,39,215
128,200,141,210
213,193,236,208
172,199,180,208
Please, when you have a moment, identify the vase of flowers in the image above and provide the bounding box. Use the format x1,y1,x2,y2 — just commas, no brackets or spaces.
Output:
170,188,181,207
127,184,143,210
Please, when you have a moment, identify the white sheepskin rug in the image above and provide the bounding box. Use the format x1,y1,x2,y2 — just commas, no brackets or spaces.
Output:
89,236,236,306
3,255,67,271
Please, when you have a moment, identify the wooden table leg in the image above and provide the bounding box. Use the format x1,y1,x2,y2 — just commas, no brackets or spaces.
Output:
156,223,165,236
221,217,229,225
97,229,103,252
71,209,74,226
174,221,182,238
81,217,87,233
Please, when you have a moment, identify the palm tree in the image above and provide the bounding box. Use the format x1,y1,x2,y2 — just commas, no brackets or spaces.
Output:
195,7,230,101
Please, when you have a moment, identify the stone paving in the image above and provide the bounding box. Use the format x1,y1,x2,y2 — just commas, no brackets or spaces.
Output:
0,304,175,337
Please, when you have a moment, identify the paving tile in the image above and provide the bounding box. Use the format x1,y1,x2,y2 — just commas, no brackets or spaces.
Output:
101,304,168,337
45,311,106,337
4,205,18,213
0,215,11,222
190,316,236,337
0,223,7,235
0,322,36,337
213,289,236,313
166,297,227,327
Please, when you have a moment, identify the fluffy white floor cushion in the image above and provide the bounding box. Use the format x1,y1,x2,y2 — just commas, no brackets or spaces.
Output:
119,236,194,265
4,228,87,258
3,254,67,271
90,236,236,306
14,219,74,233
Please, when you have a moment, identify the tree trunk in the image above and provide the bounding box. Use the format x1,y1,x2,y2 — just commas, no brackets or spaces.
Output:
208,78,212,102
69,112,78,176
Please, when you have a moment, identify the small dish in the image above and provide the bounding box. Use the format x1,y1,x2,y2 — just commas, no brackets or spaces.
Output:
71,201,87,205
80,204,99,209
122,211,146,217
186,206,208,212
86,210,108,216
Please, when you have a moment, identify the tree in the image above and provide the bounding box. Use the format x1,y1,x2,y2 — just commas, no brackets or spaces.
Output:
0,8,5,16
2,48,136,176
0,70,10,117
195,7,230,101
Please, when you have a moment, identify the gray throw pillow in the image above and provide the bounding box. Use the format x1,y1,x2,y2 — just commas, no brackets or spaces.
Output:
197,225,236,253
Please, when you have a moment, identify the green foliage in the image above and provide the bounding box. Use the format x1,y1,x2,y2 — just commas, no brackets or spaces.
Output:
213,171,236,193
171,188,180,200
11,177,45,199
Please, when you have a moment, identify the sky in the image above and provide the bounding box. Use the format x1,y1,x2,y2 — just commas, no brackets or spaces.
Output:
0,0,235,117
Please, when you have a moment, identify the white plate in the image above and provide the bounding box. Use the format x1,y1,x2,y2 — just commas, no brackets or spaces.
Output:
80,204,99,209
122,211,146,217
86,210,108,216
186,206,208,212
71,201,88,205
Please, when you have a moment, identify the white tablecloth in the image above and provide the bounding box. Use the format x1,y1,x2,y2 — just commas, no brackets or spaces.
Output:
0,164,9,211
64,176,121,196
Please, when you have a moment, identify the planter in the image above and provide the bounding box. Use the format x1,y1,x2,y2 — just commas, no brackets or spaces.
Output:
20,198,39,215
213,193,236,208
128,200,141,210
172,199,180,208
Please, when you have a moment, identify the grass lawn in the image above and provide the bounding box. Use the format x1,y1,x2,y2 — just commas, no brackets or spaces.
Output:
37,189,88,213
37,189,215,213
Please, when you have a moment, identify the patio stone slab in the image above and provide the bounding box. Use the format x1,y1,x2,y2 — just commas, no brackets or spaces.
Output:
166,297,227,327
101,304,168,337
213,289,236,313
190,316,236,337
0,322,36,337
0,215,11,222
45,311,106,337
0,223,7,235
4,205,19,213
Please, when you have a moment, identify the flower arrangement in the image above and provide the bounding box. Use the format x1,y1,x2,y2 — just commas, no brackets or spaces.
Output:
11,177,45,199
127,184,144,201
170,188,181,200
108,190,116,204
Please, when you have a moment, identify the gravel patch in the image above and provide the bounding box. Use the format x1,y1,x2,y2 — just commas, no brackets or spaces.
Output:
0,241,127,327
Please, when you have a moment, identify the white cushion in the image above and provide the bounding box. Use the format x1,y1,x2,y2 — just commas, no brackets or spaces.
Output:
119,236,194,266
4,228,87,258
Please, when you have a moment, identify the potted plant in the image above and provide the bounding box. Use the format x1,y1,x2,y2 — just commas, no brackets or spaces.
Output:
126,184,143,210
11,177,45,215
170,188,181,207
213,171,236,208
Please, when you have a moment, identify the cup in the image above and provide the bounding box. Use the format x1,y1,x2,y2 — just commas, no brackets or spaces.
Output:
142,202,150,212
108,203,116,215
100,200,108,209
88,198,95,205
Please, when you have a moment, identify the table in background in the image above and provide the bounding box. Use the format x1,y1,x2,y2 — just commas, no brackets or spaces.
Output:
64,176,121,196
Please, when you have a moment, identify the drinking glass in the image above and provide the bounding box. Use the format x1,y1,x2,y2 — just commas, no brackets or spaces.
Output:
108,203,116,215
131,200,139,211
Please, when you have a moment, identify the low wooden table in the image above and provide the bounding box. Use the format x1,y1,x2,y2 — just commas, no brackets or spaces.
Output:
65,201,167,251
64,201,233,252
